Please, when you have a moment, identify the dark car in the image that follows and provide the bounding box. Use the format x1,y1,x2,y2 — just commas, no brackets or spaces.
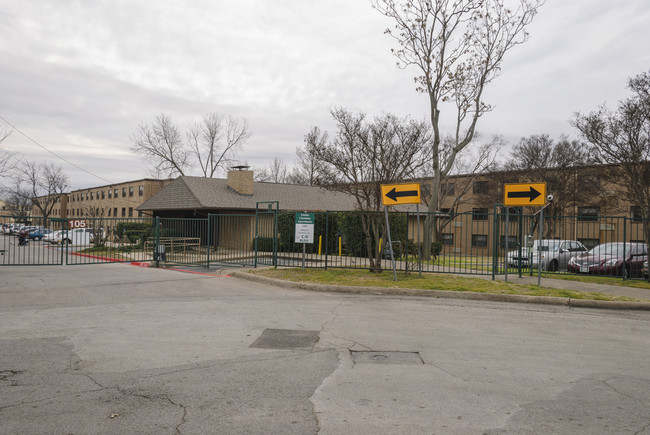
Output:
643,260,649,280
567,242,648,278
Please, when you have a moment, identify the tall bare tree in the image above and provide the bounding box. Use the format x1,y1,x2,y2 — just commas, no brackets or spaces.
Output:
373,0,543,256
254,158,290,183
187,114,250,178
290,127,329,185
573,70,650,279
0,124,14,176
14,161,68,219
307,108,432,272
131,113,249,178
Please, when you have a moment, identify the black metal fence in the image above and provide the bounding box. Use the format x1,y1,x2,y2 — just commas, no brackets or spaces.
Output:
2,211,648,280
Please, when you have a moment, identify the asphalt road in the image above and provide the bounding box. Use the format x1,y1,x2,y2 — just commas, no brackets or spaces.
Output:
1,263,649,434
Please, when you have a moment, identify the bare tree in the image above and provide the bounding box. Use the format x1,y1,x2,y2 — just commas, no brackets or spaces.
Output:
373,0,543,256
0,124,14,176
254,158,290,183
131,113,250,178
289,127,328,185
573,70,650,279
13,161,68,220
187,114,250,177
308,108,432,272
131,114,188,178
3,183,32,221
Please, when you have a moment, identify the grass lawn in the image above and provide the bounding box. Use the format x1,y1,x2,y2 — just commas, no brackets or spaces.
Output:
251,268,646,302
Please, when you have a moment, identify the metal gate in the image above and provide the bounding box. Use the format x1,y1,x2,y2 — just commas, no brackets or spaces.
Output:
254,202,279,267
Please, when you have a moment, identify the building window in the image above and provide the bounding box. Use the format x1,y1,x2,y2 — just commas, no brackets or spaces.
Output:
108,189,112,198
90,192,94,200
138,211,143,217
139,185,144,196
472,234,488,247
121,207,126,217
122,188,126,197
101,190,105,199
441,233,454,245
129,186,134,197
473,181,488,195
113,207,117,217
441,182,455,195
128,207,133,217
472,208,489,221
114,189,118,197
631,206,644,222
500,235,518,249
578,206,599,222
107,209,111,217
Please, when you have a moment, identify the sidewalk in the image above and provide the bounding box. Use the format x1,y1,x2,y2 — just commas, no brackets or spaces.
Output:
495,274,650,301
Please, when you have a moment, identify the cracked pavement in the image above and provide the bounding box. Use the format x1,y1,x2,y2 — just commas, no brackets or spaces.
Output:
1,263,650,434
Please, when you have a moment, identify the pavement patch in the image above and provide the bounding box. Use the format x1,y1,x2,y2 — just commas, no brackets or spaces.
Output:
249,328,320,349
350,350,424,365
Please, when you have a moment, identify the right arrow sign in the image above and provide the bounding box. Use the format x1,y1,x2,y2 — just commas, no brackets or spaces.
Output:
504,182,547,206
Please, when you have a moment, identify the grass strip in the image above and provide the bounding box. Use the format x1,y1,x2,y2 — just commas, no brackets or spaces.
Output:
252,268,644,302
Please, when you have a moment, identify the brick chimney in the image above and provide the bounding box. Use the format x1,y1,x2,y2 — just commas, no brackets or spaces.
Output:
227,166,254,196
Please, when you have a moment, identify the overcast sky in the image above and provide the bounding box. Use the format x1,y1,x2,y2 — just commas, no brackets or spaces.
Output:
1,0,649,190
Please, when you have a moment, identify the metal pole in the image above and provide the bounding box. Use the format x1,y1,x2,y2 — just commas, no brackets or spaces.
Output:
384,207,397,281
417,204,421,277
302,243,306,272
538,206,543,286
505,207,509,282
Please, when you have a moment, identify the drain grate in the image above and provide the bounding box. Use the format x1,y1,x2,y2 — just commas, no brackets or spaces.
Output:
351,351,423,365
249,328,320,349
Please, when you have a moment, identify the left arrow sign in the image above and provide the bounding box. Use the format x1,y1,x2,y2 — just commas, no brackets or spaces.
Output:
381,183,422,206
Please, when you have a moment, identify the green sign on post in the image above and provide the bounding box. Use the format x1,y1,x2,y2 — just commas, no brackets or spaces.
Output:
295,212,315,244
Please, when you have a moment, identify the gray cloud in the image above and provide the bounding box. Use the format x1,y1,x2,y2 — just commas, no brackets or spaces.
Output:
1,0,649,190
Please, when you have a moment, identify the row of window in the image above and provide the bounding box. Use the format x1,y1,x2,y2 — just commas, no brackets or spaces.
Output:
67,208,143,218
468,206,646,221
70,185,144,202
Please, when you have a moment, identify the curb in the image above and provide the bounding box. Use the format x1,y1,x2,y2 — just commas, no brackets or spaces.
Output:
231,271,650,311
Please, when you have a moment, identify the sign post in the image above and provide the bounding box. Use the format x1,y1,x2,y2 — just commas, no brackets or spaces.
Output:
295,212,315,271
504,183,548,286
381,183,422,281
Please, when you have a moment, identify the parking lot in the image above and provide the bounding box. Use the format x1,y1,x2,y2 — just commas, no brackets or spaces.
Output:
1,262,650,434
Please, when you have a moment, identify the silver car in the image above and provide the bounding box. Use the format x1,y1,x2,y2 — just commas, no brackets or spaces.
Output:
507,239,588,272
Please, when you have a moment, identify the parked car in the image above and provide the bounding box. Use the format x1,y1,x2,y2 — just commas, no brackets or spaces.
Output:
507,239,588,271
567,242,649,278
49,228,94,245
643,260,649,280
43,230,63,244
26,228,53,241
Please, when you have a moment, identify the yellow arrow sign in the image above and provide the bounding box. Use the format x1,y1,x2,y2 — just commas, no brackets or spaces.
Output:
381,183,421,206
504,182,547,206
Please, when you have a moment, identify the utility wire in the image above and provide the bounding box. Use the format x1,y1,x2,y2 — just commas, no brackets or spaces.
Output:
0,114,115,184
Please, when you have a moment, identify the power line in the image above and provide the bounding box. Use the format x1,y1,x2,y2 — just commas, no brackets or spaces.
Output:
0,114,115,184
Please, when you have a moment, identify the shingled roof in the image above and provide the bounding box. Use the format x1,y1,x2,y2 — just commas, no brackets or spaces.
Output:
137,176,359,212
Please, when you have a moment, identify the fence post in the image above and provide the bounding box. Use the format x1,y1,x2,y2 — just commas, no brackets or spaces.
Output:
491,204,500,280
207,214,212,269
154,216,160,268
325,211,329,271
623,216,627,281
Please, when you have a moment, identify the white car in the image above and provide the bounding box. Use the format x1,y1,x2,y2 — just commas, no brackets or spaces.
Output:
507,239,588,271
49,228,93,245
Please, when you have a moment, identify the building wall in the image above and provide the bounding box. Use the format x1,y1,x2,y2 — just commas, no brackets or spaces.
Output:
42,179,171,220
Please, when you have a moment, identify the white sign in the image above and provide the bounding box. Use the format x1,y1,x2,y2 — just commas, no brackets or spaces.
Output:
295,213,315,244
